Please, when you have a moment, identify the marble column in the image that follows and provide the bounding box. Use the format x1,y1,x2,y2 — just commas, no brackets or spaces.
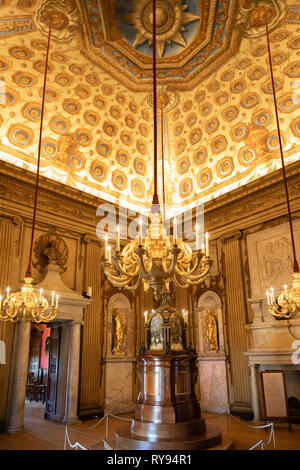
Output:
64,321,82,423
6,319,31,433
249,364,261,422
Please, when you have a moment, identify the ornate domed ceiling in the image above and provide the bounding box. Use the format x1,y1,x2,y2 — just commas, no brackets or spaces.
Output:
0,0,299,215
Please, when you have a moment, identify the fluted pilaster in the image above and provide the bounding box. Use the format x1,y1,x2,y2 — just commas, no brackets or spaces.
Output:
222,232,251,408
79,239,103,416
0,216,16,427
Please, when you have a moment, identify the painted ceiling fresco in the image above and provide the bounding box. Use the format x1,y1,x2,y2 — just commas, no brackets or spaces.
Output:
0,0,299,215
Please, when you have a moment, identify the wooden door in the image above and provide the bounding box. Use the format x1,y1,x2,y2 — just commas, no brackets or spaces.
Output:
44,324,61,420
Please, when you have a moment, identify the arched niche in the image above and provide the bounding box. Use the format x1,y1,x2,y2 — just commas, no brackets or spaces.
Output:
107,293,132,358
104,292,135,414
197,291,224,354
196,291,229,413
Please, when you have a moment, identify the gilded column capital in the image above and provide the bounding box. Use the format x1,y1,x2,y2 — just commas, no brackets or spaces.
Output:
82,234,92,244
221,231,242,244
0,213,21,224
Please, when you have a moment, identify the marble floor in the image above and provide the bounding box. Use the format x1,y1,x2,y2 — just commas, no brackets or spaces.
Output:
0,400,299,451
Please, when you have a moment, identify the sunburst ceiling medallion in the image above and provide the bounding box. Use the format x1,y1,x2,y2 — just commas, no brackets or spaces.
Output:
121,0,200,57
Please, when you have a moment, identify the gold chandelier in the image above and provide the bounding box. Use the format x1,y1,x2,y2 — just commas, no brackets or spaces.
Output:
102,0,211,301
264,19,300,320
103,213,211,300
0,21,59,324
0,278,59,323
266,275,300,320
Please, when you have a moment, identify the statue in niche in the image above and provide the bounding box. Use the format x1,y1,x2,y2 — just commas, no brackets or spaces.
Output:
205,310,219,351
112,308,125,355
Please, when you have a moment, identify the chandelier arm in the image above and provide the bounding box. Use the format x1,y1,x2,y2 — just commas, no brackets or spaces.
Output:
177,240,193,261
135,250,152,276
172,273,189,289
107,275,140,290
103,264,141,288
267,306,292,320
163,247,181,276
122,276,141,291
174,256,202,276
183,264,211,282
103,268,133,285
113,256,140,278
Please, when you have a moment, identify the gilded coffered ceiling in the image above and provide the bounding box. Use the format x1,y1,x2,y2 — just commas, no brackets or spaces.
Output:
0,0,299,216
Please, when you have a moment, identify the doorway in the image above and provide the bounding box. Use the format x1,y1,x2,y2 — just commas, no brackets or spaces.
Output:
26,324,50,409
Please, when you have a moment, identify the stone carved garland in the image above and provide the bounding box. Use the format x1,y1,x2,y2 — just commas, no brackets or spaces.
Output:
33,232,69,273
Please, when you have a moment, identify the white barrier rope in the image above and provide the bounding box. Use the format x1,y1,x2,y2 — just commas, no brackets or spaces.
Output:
64,409,277,451
248,423,276,450
64,425,88,450
64,411,133,450
203,410,277,450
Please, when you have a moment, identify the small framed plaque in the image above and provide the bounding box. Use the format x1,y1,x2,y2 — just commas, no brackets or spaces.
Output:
260,370,292,430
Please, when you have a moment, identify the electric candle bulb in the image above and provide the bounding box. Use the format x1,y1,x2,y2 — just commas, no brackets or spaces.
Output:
104,234,108,259
205,232,209,257
270,287,274,304
266,291,270,305
39,288,43,300
139,217,143,245
116,225,120,251
108,245,111,264
144,311,148,322
56,295,59,309
284,284,287,299
174,217,177,243
6,287,10,299
195,224,200,250
51,291,55,307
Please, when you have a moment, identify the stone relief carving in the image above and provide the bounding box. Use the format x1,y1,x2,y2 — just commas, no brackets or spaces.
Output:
247,220,300,300
33,232,69,273
258,237,293,292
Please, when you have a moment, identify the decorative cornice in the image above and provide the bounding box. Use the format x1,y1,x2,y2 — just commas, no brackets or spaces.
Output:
1,159,300,241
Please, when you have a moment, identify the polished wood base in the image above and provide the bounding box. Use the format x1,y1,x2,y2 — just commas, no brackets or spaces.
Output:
115,422,225,450
114,353,231,450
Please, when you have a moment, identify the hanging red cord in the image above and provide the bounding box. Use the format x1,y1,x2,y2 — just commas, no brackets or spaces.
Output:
25,22,52,278
265,21,299,274
161,106,166,222
151,0,160,213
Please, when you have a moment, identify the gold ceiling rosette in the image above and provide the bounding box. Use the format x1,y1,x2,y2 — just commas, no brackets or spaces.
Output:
123,0,200,57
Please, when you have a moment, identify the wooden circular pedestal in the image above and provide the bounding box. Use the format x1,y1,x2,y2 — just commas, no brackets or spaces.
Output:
115,353,230,450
